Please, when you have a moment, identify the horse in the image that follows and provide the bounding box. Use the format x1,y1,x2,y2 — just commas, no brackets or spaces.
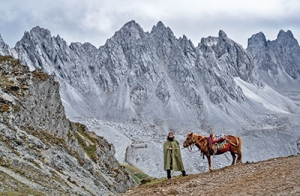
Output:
183,132,242,171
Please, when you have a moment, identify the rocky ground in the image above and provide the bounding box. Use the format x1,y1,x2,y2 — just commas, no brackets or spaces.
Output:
118,155,300,196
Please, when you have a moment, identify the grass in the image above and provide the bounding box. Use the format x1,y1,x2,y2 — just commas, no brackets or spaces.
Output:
0,171,45,196
73,131,97,163
121,163,153,184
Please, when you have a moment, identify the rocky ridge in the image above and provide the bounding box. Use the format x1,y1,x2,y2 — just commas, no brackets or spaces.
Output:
11,21,260,123
247,30,300,90
0,34,11,56
0,56,135,195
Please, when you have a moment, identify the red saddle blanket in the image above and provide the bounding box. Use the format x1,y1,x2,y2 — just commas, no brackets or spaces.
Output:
208,134,230,154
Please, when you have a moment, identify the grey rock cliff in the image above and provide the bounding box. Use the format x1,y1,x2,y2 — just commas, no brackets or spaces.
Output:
0,34,11,56
0,56,135,195
12,22,261,123
247,30,300,90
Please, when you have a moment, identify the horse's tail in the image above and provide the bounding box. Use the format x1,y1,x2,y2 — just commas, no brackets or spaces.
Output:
237,136,242,163
237,137,242,152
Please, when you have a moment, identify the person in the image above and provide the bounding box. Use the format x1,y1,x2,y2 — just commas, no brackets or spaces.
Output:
163,131,187,180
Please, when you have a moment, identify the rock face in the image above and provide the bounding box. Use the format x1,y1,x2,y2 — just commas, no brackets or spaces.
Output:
0,34,11,56
0,56,135,195
12,21,261,124
247,30,300,90
2,21,300,178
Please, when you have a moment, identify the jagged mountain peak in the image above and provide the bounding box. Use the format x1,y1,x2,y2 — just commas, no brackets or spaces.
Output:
30,26,50,34
199,30,259,86
111,20,146,41
276,29,299,47
0,34,11,55
150,21,174,36
21,26,67,46
247,32,267,48
28,26,52,40
0,33,4,42
277,29,294,39
155,21,166,28
218,30,227,38
247,29,300,86
123,20,141,29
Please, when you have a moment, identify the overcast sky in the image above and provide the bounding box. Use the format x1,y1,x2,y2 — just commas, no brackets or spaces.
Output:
1,0,299,48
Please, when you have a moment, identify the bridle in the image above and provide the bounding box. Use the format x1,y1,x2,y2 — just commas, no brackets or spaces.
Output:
184,132,199,152
184,132,206,153
185,132,195,146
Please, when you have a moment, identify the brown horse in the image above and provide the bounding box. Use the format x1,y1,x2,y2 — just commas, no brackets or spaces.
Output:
183,132,242,171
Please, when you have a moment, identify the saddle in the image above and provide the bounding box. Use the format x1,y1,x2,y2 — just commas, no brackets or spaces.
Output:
208,134,230,154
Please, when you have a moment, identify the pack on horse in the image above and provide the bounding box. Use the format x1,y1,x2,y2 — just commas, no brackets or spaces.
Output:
183,132,242,171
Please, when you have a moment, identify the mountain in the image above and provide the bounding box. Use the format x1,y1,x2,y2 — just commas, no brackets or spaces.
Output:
0,34,11,56
3,21,300,179
12,21,262,124
247,30,300,104
0,56,135,195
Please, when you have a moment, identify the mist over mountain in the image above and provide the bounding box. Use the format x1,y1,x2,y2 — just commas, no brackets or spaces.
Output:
1,20,300,179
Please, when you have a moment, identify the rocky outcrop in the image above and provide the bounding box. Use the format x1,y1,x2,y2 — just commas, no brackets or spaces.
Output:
247,30,300,90
196,30,262,104
0,34,11,56
0,56,135,195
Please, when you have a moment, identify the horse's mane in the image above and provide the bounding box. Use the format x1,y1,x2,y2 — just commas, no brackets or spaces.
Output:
187,132,207,143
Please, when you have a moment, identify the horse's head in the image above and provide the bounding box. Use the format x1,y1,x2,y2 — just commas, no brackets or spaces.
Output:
183,132,195,148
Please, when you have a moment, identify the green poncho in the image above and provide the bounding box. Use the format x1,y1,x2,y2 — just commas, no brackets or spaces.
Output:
163,139,185,171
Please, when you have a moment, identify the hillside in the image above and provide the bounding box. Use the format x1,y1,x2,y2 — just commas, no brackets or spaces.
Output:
118,155,300,196
0,56,135,195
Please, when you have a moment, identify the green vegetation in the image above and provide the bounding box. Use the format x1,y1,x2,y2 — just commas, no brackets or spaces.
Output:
75,123,98,143
25,127,65,147
0,171,45,196
121,163,153,184
74,131,97,163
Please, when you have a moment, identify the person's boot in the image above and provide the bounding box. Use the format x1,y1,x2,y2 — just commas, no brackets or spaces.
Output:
167,170,171,180
182,170,188,176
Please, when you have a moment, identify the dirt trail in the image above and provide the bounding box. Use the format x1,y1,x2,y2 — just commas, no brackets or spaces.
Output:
118,155,300,196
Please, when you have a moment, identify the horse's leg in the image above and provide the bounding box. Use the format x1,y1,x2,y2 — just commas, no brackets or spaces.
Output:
236,151,242,164
230,151,236,165
207,155,212,171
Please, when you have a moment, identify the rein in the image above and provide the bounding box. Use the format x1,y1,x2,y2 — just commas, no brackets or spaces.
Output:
187,144,200,153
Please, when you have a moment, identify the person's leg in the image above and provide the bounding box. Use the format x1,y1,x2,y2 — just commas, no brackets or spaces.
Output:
182,170,188,176
167,169,171,179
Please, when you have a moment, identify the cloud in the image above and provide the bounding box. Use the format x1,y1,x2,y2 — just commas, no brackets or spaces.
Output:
0,0,299,48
